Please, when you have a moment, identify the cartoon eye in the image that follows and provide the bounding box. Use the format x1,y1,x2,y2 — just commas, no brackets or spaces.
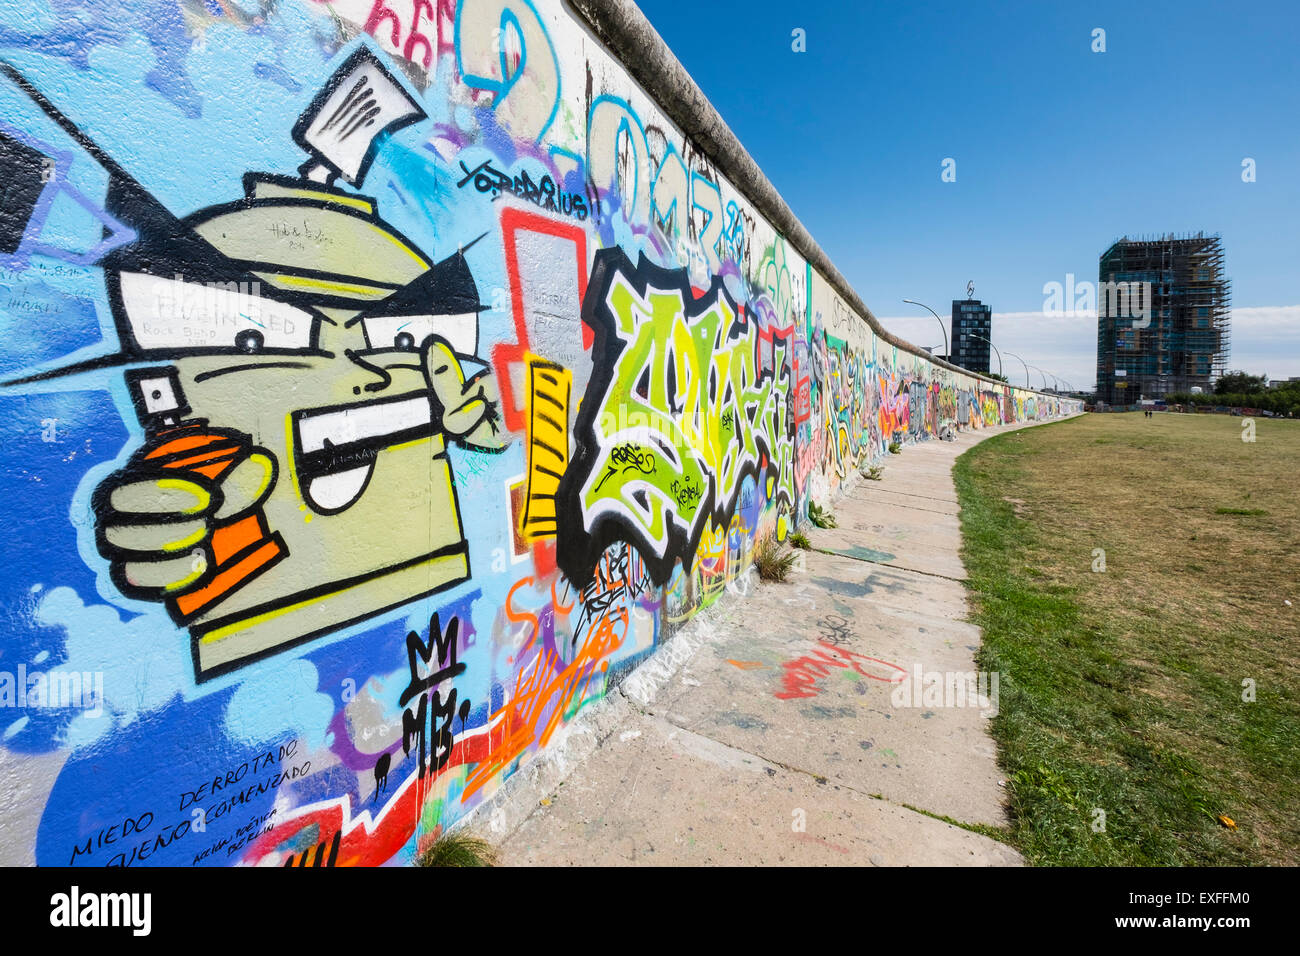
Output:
236,329,264,353
360,314,478,356
118,272,314,352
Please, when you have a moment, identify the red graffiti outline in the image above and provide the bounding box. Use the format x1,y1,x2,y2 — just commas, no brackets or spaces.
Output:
775,640,906,700
493,206,589,434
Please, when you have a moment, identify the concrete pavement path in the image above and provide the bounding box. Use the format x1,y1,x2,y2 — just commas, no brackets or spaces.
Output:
489,418,1074,865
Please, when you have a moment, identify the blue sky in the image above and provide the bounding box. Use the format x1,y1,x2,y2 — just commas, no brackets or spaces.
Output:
635,0,1300,389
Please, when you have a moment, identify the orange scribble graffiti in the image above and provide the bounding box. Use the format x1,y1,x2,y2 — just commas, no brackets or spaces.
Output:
462,576,624,799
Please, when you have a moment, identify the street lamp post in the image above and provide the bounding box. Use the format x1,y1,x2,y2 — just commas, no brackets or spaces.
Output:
967,331,1002,379
1028,364,1050,391
902,299,949,362
1003,350,1032,389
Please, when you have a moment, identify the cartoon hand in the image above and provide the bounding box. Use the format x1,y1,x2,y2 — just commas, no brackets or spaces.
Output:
93,453,275,601
424,336,506,450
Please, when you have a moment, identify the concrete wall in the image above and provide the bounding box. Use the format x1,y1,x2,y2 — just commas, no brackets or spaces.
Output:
0,0,1081,866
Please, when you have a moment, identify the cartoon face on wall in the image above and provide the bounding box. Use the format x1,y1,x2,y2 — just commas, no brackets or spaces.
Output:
4,49,506,680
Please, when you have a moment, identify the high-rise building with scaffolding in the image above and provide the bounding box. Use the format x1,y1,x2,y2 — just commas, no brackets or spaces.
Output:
1095,234,1230,404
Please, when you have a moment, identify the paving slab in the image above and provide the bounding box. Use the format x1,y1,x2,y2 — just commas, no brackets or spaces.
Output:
499,711,1022,867
640,548,1004,825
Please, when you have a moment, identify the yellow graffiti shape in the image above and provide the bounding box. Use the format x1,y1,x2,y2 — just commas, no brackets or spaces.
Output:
521,358,571,541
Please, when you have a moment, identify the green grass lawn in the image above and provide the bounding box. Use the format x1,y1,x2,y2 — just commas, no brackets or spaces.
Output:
955,412,1300,865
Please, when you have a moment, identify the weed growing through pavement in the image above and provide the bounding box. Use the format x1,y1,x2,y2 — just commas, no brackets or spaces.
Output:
808,501,837,528
417,829,497,867
752,535,798,582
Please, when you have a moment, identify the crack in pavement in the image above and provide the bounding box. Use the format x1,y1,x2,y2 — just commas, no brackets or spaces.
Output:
810,546,967,583
626,705,998,839
856,487,960,505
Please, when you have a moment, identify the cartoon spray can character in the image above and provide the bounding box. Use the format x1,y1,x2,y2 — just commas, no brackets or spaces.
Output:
0,48,506,680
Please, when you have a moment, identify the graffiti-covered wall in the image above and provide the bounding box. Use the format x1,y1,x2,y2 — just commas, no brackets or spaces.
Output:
0,0,1080,866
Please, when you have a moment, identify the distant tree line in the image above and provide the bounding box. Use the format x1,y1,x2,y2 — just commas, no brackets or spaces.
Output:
1166,370,1300,416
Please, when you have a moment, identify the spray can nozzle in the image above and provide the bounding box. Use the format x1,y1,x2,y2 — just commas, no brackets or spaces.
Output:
125,366,190,432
